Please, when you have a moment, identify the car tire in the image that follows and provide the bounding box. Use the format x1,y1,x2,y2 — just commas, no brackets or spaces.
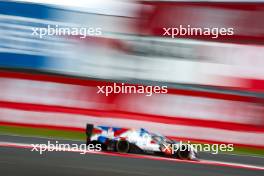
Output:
116,140,130,153
176,144,190,159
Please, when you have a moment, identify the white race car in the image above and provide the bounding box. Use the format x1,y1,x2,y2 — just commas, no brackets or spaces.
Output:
86,124,198,160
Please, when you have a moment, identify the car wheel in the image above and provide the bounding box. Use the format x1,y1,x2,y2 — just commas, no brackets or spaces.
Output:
176,144,191,159
116,140,130,153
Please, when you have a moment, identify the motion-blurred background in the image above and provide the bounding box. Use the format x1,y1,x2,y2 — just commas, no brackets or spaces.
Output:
0,0,264,154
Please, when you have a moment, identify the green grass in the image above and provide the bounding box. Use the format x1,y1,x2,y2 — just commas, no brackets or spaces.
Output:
1,125,263,157
187,142,264,157
232,146,264,157
0,125,85,141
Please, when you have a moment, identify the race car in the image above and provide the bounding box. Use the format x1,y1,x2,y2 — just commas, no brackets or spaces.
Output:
85,124,198,160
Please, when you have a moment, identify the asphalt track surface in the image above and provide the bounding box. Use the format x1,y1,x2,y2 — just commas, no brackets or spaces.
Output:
0,134,264,176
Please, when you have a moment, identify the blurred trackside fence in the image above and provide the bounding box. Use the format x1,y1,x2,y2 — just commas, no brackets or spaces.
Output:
0,71,263,148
